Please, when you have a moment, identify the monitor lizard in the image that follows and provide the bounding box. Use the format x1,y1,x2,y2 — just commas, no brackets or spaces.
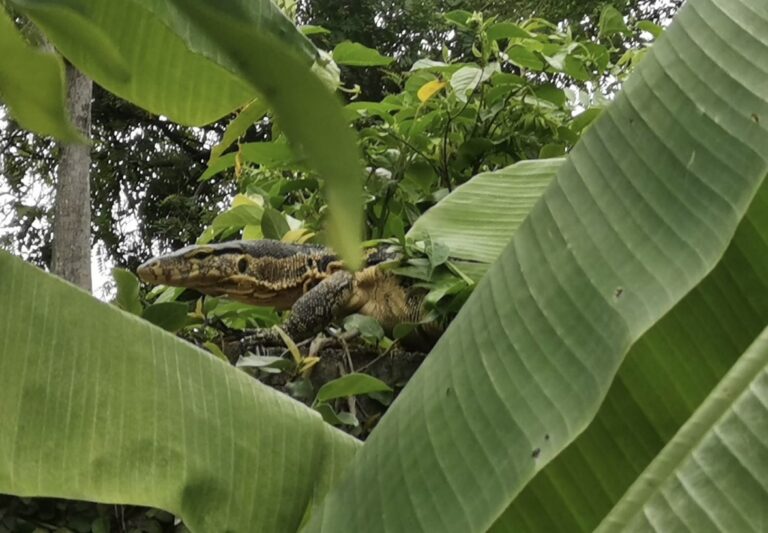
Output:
137,239,442,350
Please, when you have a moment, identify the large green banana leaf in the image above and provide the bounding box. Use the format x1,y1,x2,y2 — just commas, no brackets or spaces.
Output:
598,325,768,532
8,0,363,264
305,0,768,530
493,171,768,531
0,252,360,532
407,159,561,278
7,0,310,125
0,8,80,142
2,0,768,532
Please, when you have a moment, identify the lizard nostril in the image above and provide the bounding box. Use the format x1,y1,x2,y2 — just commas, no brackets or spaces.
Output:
237,257,248,274
136,260,156,282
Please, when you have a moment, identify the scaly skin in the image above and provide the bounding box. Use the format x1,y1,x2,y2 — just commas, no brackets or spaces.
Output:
137,239,441,349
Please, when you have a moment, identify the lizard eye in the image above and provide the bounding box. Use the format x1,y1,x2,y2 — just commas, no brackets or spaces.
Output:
184,247,213,259
237,256,249,273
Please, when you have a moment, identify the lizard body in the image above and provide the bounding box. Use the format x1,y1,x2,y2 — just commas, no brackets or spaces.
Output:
137,239,440,348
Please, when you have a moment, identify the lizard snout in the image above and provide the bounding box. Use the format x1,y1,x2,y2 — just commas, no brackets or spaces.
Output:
137,258,161,284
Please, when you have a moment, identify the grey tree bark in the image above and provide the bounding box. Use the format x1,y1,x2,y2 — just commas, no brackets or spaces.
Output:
51,63,92,292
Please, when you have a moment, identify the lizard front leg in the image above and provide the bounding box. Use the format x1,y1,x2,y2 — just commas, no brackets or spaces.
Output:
239,270,355,351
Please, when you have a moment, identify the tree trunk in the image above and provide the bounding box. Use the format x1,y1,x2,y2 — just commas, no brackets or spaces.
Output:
51,63,92,292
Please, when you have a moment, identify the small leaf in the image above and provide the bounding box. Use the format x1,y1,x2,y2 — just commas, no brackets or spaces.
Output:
444,10,472,28
539,143,566,158
450,66,483,102
637,20,663,39
200,141,296,181
209,98,269,162
332,41,393,67
410,59,449,71
112,268,142,315
572,107,603,133
243,224,264,240
299,356,321,377
315,404,359,427
281,228,314,244
300,24,330,36
534,84,566,107
236,354,294,372
599,5,630,38
315,373,392,404
261,207,291,240
344,314,385,341
563,55,590,81
141,302,189,332
274,326,302,365
426,240,450,270
506,45,544,70
203,342,229,362
417,80,447,102
392,322,418,340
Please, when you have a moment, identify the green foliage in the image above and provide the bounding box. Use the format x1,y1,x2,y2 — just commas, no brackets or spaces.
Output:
166,0,364,265
0,8,81,142
598,326,768,531
332,41,394,67
0,251,361,532
6,0,311,126
308,0,768,527
7,2,766,533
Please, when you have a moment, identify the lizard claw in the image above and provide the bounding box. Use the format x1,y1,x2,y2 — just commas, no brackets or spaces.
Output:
239,328,282,352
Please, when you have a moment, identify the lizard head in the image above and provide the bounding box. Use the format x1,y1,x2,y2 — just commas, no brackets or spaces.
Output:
137,240,335,309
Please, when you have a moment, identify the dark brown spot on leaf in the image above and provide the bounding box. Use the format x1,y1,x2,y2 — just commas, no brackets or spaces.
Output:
614,287,624,299
752,113,759,124
532,448,541,459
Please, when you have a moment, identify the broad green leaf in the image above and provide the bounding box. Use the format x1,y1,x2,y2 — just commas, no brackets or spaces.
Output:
209,98,270,162
533,84,566,107
0,251,360,532
300,24,330,36
598,5,631,37
307,1,768,530
211,205,264,231
261,207,291,240
112,268,142,316
449,65,482,103
315,404,359,427
443,9,472,28
10,0,314,125
332,41,393,67
343,314,385,341
408,159,560,268
486,22,529,41
636,20,663,39
169,0,363,268
0,6,81,141
539,143,566,158
315,373,392,404
410,59,448,71
200,141,297,182
495,169,768,532
598,326,768,532
506,45,544,70
141,302,189,332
